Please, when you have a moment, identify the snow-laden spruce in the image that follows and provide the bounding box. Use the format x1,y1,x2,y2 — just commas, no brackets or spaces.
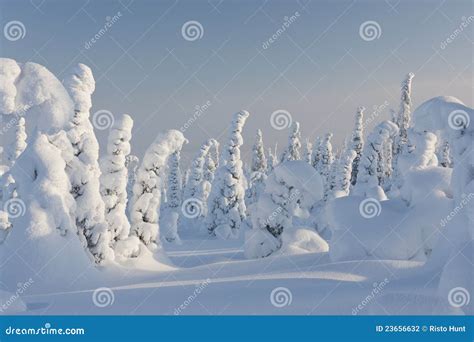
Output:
100,114,140,257
245,161,323,258
303,139,312,164
319,133,334,199
1,59,95,290
332,148,356,198
281,121,301,162
354,120,398,200
266,145,278,173
161,149,182,243
203,140,219,183
251,129,267,173
350,106,364,186
207,110,249,239
131,130,187,249
182,139,218,230
7,117,27,166
62,63,113,263
392,72,415,188
310,137,321,170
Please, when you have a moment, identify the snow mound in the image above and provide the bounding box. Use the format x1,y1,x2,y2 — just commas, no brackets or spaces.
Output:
278,227,328,255
328,193,452,262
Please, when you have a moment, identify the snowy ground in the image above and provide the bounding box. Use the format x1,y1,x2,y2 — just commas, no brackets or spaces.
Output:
15,236,454,316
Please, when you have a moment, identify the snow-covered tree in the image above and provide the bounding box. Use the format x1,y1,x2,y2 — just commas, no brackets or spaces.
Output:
7,117,27,166
182,139,216,225
267,145,278,173
355,121,398,199
100,114,139,257
350,107,364,186
207,110,249,239
311,137,321,170
125,154,139,214
204,140,219,183
319,133,334,199
281,121,301,162
439,139,452,168
303,139,312,164
392,72,415,187
381,137,393,189
161,149,183,243
251,129,267,173
63,63,113,263
333,149,356,197
131,130,187,248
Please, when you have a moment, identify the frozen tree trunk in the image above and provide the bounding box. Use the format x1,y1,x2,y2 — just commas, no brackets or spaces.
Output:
131,130,187,249
100,114,140,258
350,107,365,186
63,63,113,263
207,110,249,239
281,121,301,162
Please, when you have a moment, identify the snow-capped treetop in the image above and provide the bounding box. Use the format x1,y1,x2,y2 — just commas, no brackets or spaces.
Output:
251,129,267,173
0,58,74,132
185,138,217,199
281,121,302,162
63,63,95,113
8,117,27,166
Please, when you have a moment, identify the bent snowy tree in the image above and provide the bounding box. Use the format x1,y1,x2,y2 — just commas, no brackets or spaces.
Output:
131,130,187,248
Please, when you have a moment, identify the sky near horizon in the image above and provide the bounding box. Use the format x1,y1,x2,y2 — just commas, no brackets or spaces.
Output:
0,0,472,164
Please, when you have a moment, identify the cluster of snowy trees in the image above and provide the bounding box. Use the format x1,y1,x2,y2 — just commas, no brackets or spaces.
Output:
1,58,471,286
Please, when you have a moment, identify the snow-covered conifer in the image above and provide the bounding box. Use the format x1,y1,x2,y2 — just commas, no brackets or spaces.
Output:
440,140,452,168
303,139,313,164
350,107,364,186
161,149,183,243
131,130,187,248
251,129,267,173
63,64,113,263
320,133,334,199
100,114,135,254
204,140,219,183
333,149,356,197
207,110,249,239
281,121,301,162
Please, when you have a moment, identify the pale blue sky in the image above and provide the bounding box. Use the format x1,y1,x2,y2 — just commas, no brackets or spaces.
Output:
1,0,472,163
